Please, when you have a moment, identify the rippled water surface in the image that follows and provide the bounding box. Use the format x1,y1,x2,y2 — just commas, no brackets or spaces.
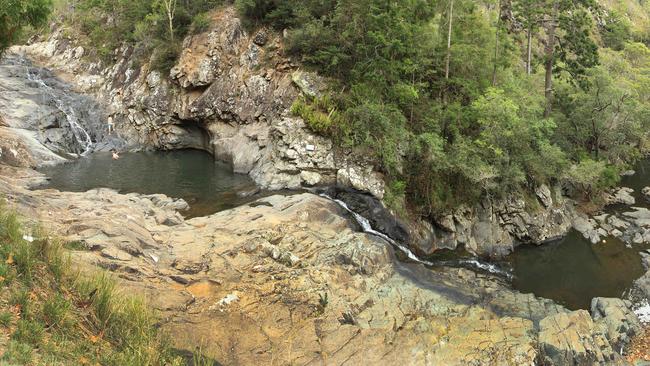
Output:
38,150,258,218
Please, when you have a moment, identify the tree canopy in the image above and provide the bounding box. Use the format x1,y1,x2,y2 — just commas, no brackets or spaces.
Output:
0,0,52,53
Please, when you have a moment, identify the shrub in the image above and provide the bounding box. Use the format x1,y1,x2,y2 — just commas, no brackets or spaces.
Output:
191,12,212,34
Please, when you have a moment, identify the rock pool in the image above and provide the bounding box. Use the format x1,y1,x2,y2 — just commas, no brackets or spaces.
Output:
37,149,259,218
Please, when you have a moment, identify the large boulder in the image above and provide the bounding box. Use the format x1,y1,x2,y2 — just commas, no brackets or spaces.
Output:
538,310,619,365
430,188,574,257
591,297,642,351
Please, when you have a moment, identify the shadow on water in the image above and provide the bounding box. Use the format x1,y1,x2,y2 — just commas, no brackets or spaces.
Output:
507,158,650,310
507,231,646,310
35,150,262,218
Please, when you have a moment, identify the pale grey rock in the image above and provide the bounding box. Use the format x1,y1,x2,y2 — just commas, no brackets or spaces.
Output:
300,170,321,186
337,166,385,200
536,184,553,208
605,187,635,206
591,297,642,351
291,70,326,98
101,247,133,261
573,216,601,244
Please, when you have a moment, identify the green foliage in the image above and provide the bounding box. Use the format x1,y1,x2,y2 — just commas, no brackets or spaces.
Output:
150,41,182,73
191,12,212,34
554,42,650,169
0,0,52,53
63,0,226,66
599,11,632,51
1,341,33,364
13,319,45,346
291,96,339,135
0,311,12,327
565,158,620,197
40,0,650,212
42,294,71,329
0,203,186,365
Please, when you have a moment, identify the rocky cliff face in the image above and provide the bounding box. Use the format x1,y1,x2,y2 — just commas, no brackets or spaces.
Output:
428,184,575,258
11,8,386,199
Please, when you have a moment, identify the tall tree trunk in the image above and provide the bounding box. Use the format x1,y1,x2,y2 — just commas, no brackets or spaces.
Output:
526,25,532,75
164,0,176,42
492,0,502,86
543,1,559,118
443,0,454,103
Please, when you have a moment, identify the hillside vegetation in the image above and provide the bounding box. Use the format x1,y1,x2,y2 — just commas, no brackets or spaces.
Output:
4,0,650,216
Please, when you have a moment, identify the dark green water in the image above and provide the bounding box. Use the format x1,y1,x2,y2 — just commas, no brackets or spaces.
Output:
508,159,650,310
509,232,646,310
37,150,259,218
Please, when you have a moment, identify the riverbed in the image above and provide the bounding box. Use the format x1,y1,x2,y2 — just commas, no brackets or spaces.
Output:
36,148,650,311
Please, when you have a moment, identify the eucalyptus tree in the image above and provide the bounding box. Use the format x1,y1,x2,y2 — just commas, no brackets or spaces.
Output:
540,0,599,117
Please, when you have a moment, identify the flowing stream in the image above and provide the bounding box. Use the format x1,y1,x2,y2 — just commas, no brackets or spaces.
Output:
324,194,512,279
38,148,650,310
25,65,94,155
17,52,648,313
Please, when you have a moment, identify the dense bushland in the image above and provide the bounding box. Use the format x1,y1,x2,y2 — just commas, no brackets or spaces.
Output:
239,0,650,213
4,0,650,215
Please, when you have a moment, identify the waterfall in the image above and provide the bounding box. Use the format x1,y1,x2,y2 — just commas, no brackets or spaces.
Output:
323,194,512,279
25,66,94,155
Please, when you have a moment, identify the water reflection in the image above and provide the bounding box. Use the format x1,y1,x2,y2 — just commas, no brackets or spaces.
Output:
37,150,258,218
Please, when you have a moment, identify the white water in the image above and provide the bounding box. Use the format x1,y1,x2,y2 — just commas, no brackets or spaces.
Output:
634,299,650,324
25,66,93,155
323,194,511,278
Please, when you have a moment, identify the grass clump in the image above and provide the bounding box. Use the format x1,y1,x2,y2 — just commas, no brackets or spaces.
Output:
0,200,188,365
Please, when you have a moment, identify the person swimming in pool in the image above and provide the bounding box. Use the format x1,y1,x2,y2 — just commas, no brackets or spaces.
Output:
112,150,120,160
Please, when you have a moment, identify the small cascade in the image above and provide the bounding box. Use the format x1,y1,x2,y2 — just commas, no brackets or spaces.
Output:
25,66,93,155
322,194,511,279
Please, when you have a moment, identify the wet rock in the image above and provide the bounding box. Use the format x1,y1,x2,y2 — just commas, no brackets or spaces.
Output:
573,216,601,244
640,250,650,269
634,270,650,299
328,189,409,244
0,54,116,158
